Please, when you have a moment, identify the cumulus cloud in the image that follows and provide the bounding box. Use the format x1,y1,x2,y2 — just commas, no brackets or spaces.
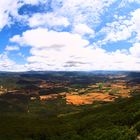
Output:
23,0,47,5
10,27,91,70
10,27,140,71
5,46,19,51
1,0,140,71
96,8,140,46
28,13,70,28
25,0,115,33
131,8,140,40
51,0,116,28
0,0,49,31
0,0,21,30
0,53,14,68
10,28,89,48
119,0,140,7
129,43,140,57
0,53,26,71
73,23,95,36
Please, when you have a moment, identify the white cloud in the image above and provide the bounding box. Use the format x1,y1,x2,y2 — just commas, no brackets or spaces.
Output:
105,26,132,42
0,0,116,32
28,13,70,28
22,0,47,5
129,43,140,57
0,0,49,31
10,27,140,71
0,53,27,71
73,23,95,35
26,46,140,71
26,0,116,32
96,17,133,46
97,8,140,46
0,0,21,30
1,0,140,71
131,8,140,40
51,0,116,28
5,46,19,51
0,53,14,68
119,0,140,7
0,53,26,71
10,28,89,48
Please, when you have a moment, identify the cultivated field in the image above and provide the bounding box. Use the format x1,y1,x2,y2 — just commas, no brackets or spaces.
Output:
0,71,140,140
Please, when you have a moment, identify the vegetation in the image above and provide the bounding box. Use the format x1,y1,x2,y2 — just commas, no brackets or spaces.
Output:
97,83,104,91
0,71,140,140
1,93,140,139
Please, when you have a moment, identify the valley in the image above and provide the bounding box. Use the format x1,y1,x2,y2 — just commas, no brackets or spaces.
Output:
0,71,140,140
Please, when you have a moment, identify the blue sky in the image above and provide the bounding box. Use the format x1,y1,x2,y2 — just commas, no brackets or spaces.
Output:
0,0,140,71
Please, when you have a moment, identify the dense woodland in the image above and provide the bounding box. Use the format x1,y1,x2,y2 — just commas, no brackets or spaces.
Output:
0,71,140,140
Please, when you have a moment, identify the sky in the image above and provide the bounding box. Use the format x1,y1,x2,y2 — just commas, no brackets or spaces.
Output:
0,0,140,71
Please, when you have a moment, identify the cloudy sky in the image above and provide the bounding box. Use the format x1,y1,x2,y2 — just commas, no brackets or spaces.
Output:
0,0,140,71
